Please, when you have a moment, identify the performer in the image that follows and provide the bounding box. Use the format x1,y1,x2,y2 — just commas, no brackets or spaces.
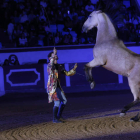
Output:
47,47,77,123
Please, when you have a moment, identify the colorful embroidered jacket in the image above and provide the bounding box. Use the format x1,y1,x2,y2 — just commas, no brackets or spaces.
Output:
47,56,76,103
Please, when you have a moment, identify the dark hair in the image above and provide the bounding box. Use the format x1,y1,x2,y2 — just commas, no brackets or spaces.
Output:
48,52,53,59
8,54,19,65
3,59,9,66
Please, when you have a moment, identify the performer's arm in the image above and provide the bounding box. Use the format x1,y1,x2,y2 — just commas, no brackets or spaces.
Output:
47,48,57,74
63,63,78,76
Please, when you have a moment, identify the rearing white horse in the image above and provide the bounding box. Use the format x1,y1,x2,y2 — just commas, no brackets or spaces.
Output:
82,10,140,116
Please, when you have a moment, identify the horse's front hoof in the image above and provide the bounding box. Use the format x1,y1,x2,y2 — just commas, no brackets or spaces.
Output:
120,113,126,117
90,82,95,89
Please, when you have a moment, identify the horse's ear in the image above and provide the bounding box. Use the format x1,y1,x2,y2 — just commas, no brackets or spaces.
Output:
96,10,102,14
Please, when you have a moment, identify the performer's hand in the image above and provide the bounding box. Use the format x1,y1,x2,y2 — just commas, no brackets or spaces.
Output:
73,63,78,71
53,47,57,55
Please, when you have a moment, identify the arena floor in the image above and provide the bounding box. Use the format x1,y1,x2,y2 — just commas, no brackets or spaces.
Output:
0,90,140,140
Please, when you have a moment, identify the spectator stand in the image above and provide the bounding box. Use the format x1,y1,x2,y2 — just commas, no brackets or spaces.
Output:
0,0,140,48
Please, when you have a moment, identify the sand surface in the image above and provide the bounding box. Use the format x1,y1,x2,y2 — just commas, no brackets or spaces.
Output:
0,90,140,140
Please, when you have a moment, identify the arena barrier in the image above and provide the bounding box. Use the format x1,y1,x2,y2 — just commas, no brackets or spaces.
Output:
0,43,140,96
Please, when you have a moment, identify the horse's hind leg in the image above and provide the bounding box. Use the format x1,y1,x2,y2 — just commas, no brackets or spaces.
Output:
120,99,140,116
120,79,140,116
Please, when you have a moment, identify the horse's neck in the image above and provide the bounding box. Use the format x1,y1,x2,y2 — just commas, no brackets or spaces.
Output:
96,13,117,43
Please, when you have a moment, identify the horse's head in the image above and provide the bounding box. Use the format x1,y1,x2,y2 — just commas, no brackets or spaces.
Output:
82,10,102,33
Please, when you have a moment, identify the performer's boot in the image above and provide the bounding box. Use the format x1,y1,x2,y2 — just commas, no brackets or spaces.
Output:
57,102,66,121
53,106,63,123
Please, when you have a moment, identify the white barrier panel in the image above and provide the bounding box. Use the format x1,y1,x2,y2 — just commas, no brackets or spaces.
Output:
0,66,5,96
44,64,48,92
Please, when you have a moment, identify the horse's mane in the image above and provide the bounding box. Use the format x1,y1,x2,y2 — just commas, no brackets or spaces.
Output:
103,12,118,33
96,0,125,30
100,12,118,38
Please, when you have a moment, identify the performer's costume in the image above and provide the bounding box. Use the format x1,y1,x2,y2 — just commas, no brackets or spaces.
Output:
47,56,76,123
